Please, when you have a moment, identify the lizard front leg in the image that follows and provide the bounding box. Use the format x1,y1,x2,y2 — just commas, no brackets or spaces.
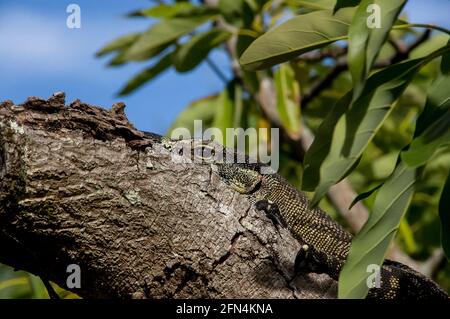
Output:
254,199,287,228
293,244,337,277
254,199,334,277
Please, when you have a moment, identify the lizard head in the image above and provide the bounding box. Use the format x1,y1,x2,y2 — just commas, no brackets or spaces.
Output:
212,163,262,194
189,142,265,194
161,139,265,194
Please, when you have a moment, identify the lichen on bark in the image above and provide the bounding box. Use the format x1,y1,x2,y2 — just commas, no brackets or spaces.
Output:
0,93,336,299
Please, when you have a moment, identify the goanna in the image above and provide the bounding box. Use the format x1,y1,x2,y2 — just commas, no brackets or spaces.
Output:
158,137,449,299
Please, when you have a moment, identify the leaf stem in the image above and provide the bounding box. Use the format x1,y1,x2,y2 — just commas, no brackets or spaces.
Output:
206,57,228,84
394,23,450,36
237,29,260,38
292,0,330,10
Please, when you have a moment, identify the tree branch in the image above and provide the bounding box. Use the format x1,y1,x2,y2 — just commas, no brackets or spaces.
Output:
206,57,229,85
0,93,336,298
202,0,432,278
301,30,431,110
301,62,347,108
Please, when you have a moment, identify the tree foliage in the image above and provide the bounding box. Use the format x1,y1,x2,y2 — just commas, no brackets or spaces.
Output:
2,0,449,298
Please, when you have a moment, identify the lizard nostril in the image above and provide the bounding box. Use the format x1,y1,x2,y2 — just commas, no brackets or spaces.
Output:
193,144,216,161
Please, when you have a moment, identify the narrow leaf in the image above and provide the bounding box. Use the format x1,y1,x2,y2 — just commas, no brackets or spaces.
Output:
287,0,336,11
334,0,361,13
212,87,235,147
124,17,214,61
401,111,450,167
129,3,218,19
244,0,270,11
219,0,245,18
218,0,254,27
302,92,352,191
339,162,416,298
349,183,383,209
108,41,174,66
347,0,406,99
402,73,450,167
96,33,140,57
240,8,354,70
439,172,450,260
168,95,219,136
275,64,302,139
131,3,195,18
441,39,450,74
302,44,450,204
174,29,231,72
118,53,173,96
233,85,244,128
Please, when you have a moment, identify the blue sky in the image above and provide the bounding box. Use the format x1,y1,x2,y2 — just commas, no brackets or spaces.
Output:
1,0,449,134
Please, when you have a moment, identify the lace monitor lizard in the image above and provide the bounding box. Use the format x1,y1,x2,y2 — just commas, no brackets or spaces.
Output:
155,136,449,299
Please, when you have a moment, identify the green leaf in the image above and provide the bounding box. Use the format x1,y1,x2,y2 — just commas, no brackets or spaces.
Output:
174,29,231,72
415,78,450,138
219,0,245,17
124,16,214,61
218,0,254,27
240,8,354,70
347,0,406,99
168,95,219,136
401,112,450,167
349,183,383,209
244,0,271,11
118,52,173,96
439,172,450,260
236,32,256,58
369,151,399,180
0,277,28,291
233,84,244,128
212,86,235,147
401,73,450,167
129,3,218,19
108,41,174,66
302,92,352,191
410,35,450,60
285,0,336,11
28,274,49,299
130,3,195,18
302,44,450,205
441,39,450,74
333,0,360,13
275,64,302,139
338,162,416,299
96,33,140,57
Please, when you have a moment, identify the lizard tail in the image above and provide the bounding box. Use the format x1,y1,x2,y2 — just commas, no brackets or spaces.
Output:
367,260,449,299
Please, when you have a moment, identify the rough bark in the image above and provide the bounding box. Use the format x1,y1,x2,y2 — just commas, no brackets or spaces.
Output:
0,93,336,299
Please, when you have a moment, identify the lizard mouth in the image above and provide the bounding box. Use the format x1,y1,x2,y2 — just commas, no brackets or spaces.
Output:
192,144,217,162
212,163,263,194
224,179,261,194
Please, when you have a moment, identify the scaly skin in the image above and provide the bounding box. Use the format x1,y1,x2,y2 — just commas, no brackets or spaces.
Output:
157,138,448,299
213,162,449,299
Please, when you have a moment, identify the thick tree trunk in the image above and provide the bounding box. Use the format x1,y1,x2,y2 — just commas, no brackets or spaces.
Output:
0,94,336,298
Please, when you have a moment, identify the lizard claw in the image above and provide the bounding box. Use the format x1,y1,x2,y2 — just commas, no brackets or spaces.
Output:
293,244,329,276
254,199,269,211
294,245,310,273
254,199,287,227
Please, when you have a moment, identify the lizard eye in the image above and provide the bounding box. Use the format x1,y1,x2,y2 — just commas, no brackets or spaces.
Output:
192,144,216,162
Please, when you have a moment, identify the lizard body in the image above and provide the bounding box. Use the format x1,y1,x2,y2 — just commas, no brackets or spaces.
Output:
213,162,449,299
156,138,448,299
